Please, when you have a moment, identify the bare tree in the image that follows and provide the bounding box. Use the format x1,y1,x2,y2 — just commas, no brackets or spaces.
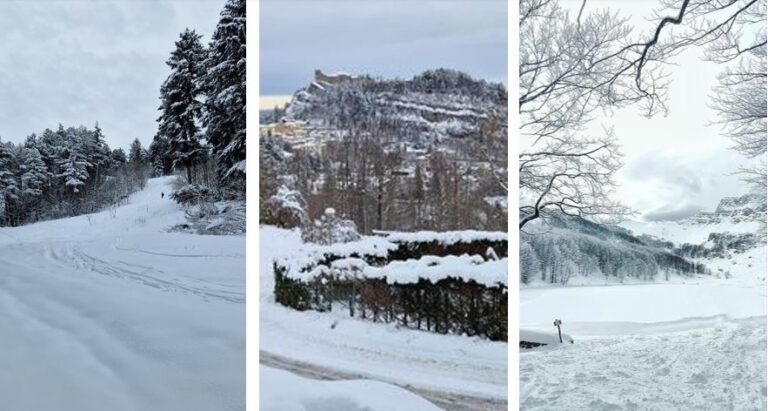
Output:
518,0,766,229
519,0,663,228
653,0,767,191
519,128,632,229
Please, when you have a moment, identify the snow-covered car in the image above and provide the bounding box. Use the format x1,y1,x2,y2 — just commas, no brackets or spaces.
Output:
520,329,574,348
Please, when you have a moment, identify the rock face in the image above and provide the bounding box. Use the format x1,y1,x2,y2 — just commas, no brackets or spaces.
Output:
714,194,767,221
686,193,767,225
282,68,507,147
313,69,353,86
672,194,767,258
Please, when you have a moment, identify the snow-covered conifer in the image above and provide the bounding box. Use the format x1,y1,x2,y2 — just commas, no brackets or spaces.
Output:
201,0,246,196
158,29,206,184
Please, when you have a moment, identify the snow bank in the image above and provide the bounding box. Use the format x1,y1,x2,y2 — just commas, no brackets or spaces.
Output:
260,366,441,411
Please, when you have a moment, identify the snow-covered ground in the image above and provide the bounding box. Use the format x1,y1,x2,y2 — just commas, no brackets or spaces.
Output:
520,244,767,410
260,226,508,408
0,177,244,411
260,365,442,411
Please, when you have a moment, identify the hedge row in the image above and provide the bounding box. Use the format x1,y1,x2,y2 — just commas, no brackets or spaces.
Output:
388,239,508,261
274,265,507,341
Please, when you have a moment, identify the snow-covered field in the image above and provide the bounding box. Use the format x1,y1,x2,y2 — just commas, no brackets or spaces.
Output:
520,245,767,410
0,177,244,411
260,226,508,408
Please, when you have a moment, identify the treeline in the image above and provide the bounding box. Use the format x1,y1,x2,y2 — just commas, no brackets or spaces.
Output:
155,0,245,199
520,216,709,285
0,125,150,226
260,133,507,233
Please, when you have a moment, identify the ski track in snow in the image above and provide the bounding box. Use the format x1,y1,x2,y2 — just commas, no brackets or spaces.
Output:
44,243,244,303
0,177,244,411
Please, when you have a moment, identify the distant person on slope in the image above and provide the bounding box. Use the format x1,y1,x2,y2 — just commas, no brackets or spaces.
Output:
161,192,164,199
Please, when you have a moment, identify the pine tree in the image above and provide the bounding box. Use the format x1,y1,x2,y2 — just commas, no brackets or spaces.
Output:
111,148,127,166
0,141,20,224
20,147,48,198
128,138,148,189
58,143,90,194
202,0,246,196
158,29,206,184
87,123,111,185
148,134,173,176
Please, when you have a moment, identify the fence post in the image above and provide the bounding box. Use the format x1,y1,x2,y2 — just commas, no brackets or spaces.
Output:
554,319,562,343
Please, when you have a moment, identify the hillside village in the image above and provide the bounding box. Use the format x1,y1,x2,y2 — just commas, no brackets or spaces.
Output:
260,68,508,234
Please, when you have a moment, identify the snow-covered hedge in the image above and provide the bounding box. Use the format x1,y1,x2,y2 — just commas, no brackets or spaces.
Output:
273,231,508,341
276,230,507,278
382,230,507,260
291,254,507,287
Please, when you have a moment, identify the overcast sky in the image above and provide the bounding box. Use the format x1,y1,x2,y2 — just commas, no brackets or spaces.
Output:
260,0,507,98
556,0,753,221
0,0,225,151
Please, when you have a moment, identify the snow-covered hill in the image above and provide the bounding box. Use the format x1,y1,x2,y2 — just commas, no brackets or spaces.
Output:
0,176,244,411
284,68,506,149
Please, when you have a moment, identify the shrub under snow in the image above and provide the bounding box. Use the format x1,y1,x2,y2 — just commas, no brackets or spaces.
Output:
301,208,361,245
261,186,308,229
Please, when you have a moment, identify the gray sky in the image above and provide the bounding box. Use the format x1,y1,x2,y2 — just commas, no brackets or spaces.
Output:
0,0,225,151
560,0,753,221
260,0,507,96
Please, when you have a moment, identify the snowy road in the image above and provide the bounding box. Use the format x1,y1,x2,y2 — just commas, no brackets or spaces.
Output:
261,351,507,411
0,177,244,411
259,226,508,406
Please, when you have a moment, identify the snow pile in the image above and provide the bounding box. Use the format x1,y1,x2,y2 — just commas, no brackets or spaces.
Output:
260,366,441,411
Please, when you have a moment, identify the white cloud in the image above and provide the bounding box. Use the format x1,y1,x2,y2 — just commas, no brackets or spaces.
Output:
0,0,225,151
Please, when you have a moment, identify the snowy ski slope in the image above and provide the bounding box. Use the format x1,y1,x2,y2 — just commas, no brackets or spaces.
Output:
0,176,244,411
